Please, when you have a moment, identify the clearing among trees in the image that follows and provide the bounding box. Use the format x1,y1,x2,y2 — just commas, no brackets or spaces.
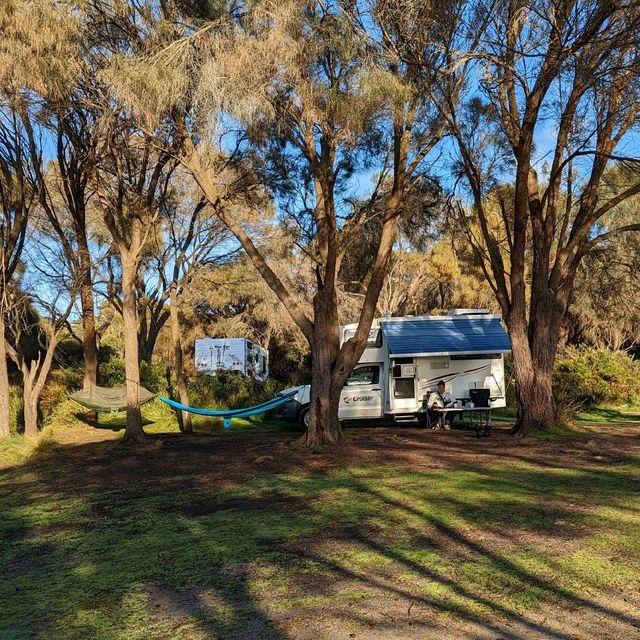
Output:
2,417,639,640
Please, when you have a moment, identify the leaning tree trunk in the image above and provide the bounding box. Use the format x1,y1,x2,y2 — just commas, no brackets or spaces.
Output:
121,253,145,443
170,285,191,433
300,289,343,447
0,318,10,438
19,341,59,438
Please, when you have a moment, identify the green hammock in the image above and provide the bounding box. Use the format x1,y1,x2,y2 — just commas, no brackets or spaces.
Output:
70,385,156,413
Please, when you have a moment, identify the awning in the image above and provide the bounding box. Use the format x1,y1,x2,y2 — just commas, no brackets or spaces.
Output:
380,317,511,356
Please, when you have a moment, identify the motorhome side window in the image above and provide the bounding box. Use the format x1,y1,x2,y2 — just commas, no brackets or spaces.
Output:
343,328,382,348
346,366,379,386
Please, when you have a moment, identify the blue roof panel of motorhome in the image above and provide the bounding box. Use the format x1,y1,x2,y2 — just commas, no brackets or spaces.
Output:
380,317,511,355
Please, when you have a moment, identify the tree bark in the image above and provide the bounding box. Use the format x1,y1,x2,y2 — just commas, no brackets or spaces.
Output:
22,391,38,437
121,253,145,442
0,318,10,438
78,239,99,389
299,288,343,447
138,310,169,364
78,237,99,422
169,285,191,433
507,318,556,436
8,333,62,438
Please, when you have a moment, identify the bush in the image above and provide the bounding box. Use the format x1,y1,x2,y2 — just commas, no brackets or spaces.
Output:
140,361,167,394
186,371,284,410
553,347,640,408
98,346,126,387
40,367,83,419
45,398,92,431
98,346,166,394
55,339,85,368
9,386,22,435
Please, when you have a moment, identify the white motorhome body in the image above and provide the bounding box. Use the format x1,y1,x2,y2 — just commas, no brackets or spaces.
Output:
194,338,269,382
279,311,511,424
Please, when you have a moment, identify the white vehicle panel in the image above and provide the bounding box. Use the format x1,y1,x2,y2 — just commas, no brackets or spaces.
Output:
339,364,383,419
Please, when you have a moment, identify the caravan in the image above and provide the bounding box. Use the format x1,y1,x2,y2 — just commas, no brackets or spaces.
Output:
279,310,511,427
195,338,269,382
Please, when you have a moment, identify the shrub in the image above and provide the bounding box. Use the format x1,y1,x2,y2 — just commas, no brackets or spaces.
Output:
40,367,83,419
45,398,91,431
98,346,126,387
553,347,640,409
98,346,167,394
186,371,284,410
9,386,22,435
140,361,167,394
55,339,85,368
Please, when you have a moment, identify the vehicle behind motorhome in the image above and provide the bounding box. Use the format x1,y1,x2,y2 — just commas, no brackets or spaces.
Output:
278,310,510,427
195,338,269,382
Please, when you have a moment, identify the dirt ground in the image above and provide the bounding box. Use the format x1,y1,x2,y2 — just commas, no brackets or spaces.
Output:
42,420,640,485
5,421,640,640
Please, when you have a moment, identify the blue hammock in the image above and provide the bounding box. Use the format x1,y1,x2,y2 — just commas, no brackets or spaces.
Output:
158,390,298,429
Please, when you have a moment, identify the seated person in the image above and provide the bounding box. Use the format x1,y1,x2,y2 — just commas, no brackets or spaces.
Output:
426,380,456,429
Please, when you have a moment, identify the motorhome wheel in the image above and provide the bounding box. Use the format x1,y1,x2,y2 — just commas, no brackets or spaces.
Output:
298,406,310,430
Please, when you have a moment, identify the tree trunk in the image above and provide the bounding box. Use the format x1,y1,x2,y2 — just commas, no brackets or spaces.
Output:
299,290,343,447
22,389,38,437
79,242,99,388
79,239,99,421
121,254,145,443
508,320,556,436
0,318,10,438
170,285,191,433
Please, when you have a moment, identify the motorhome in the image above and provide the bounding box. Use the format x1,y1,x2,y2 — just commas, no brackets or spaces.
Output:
194,337,269,382
279,310,511,427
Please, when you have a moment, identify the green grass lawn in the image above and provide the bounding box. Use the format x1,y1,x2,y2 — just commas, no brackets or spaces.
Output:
1,404,640,639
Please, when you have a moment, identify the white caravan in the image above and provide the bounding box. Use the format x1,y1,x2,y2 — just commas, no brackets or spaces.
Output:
194,337,269,382
278,310,510,426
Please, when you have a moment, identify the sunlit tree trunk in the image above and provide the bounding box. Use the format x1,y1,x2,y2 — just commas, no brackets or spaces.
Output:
79,237,99,389
0,317,10,438
507,318,556,436
169,284,191,433
121,252,144,442
21,386,38,437
8,333,62,438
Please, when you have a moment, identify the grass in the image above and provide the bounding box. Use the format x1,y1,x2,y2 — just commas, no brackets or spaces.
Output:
577,405,640,424
0,398,291,469
2,404,640,638
491,404,640,441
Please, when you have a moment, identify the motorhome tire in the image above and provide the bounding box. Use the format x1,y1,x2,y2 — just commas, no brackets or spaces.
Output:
298,405,310,430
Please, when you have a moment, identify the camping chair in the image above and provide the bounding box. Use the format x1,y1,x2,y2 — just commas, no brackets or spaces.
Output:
468,388,491,437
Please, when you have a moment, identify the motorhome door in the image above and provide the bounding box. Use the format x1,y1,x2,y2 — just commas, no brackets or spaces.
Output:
339,364,383,419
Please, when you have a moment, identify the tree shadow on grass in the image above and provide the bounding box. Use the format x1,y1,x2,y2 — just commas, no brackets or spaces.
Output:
276,462,640,634
0,445,298,639
1,431,639,639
